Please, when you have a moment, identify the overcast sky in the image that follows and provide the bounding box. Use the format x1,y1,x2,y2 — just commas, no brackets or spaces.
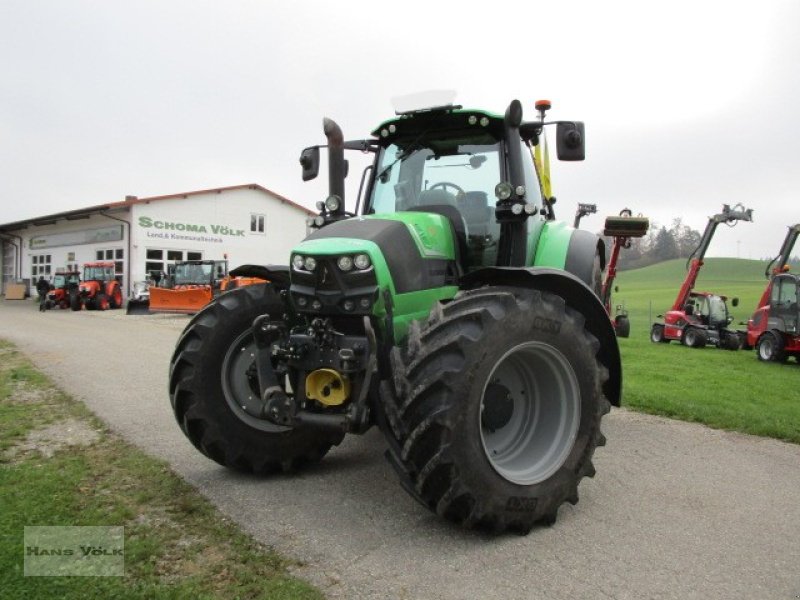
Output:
2,0,798,259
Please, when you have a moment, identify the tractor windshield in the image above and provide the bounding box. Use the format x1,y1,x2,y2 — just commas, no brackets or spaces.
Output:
83,266,113,281
53,275,66,288
369,138,504,266
173,263,213,285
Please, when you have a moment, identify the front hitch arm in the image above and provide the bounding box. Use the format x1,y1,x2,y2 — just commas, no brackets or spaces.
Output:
252,314,378,433
251,314,295,425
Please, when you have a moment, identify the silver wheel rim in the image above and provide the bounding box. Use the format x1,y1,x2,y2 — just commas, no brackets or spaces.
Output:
759,337,773,360
479,341,581,485
221,329,290,433
651,327,661,342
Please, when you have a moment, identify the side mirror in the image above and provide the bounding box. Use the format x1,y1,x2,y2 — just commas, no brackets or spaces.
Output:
300,146,320,182
556,121,585,161
731,297,739,307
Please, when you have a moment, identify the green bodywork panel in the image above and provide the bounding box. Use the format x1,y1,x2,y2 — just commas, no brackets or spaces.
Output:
362,213,456,260
291,214,459,342
532,220,572,269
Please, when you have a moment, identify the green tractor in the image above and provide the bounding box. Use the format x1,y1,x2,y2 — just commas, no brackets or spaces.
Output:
169,99,620,534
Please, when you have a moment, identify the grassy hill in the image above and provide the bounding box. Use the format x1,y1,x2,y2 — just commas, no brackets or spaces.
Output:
609,258,800,444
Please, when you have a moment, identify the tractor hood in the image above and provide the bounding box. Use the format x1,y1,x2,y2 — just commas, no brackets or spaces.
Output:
288,213,460,318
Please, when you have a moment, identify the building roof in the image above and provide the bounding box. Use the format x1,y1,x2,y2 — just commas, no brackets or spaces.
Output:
0,183,313,233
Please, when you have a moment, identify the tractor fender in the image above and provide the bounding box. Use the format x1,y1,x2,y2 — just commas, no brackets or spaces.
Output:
229,264,289,287
567,229,607,281
461,267,621,406
534,223,606,288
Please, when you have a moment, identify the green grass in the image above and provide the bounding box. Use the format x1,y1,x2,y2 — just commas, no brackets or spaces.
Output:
612,258,800,443
0,339,323,600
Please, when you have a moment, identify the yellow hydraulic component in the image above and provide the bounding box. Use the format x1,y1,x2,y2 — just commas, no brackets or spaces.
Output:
533,133,552,200
305,368,351,406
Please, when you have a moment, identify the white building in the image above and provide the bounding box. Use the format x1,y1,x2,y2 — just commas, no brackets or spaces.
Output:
0,184,313,297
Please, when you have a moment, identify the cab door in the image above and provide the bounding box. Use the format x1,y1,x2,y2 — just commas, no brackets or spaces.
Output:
771,275,799,334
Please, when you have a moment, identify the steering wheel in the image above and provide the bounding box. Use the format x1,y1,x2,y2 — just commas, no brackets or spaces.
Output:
429,181,466,199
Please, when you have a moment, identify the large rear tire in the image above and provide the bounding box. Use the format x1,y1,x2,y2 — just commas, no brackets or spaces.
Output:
70,290,81,311
382,286,609,534
168,284,344,473
683,327,707,348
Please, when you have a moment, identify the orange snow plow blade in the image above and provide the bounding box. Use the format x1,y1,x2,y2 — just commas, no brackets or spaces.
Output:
148,286,213,314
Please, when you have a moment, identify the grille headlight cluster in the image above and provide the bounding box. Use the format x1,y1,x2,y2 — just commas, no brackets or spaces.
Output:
335,253,371,271
292,254,318,271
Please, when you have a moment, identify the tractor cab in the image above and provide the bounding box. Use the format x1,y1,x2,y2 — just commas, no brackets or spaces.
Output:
83,262,116,283
368,122,517,270
172,260,228,288
687,292,735,329
53,271,80,290
768,274,799,334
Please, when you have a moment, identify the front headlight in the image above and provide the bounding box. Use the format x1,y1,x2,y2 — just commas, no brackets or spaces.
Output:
292,254,305,270
354,254,371,270
337,256,354,271
495,182,513,201
304,256,317,271
325,195,341,212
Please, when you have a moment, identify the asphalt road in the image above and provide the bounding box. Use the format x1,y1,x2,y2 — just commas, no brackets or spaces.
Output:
2,299,799,599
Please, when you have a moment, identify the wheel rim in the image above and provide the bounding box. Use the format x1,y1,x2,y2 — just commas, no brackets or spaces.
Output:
651,327,661,342
221,329,290,433
685,330,695,346
759,337,773,360
479,341,580,486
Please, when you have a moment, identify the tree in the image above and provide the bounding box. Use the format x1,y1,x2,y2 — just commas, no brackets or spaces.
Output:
652,226,679,261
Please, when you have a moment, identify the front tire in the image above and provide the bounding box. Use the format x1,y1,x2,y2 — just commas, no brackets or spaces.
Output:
756,332,786,362
650,324,668,343
614,315,630,338
109,285,122,309
169,284,344,473
384,287,609,534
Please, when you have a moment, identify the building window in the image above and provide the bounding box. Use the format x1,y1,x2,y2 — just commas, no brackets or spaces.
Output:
96,248,124,277
31,254,52,278
145,248,201,278
250,214,265,234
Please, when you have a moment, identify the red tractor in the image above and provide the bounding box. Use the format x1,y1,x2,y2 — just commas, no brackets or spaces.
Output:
71,261,123,311
601,209,649,337
650,203,753,349
746,223,800,362
44,271,81,309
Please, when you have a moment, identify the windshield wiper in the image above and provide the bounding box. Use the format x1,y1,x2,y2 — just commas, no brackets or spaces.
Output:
376,144,426,183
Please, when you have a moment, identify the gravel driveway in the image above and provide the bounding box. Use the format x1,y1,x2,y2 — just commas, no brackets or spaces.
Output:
2,300,799,599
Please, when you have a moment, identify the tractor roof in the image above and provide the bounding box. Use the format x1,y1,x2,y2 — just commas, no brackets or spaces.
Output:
371,107,504,141
84,261,115,268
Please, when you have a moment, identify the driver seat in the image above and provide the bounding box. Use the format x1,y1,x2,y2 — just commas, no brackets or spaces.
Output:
417,188,458,207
